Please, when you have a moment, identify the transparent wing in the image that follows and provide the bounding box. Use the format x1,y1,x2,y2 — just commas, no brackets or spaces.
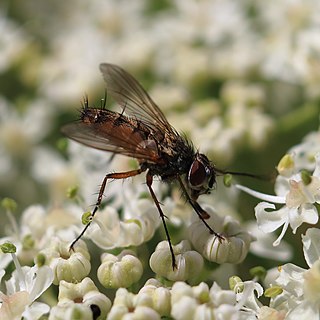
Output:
61,121,160,163
99,63,176,135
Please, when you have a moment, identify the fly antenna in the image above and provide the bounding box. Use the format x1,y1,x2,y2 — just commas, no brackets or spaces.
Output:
215,168,275,182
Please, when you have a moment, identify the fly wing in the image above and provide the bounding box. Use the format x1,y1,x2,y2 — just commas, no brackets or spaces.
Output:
61,119,161,163
99,63,176,136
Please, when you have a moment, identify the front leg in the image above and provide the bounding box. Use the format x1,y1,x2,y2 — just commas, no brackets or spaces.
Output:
177,176,224,240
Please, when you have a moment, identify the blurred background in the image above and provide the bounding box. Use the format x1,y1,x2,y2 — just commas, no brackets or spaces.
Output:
0,0,319,272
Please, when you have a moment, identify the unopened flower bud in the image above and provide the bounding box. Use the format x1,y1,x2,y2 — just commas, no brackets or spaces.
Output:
137,279,171,316
189,208,253,264
277,154,294,177
57,278,111,319
150,240,204,281
40,238,91,285
0,242,16,253
97,250,143,288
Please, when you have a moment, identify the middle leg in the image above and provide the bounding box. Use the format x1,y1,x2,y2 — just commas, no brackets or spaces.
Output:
70,167,145,250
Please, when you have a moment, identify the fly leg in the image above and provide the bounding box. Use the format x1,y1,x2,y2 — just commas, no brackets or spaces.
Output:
177,176,224,241
146,172,177,270
70,168,145,250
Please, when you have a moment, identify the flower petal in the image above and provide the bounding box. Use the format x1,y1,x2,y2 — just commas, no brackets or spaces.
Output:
255,202,288,233
25,266,54,301
22,302,50,320
302,228,320,268
289,205,318,234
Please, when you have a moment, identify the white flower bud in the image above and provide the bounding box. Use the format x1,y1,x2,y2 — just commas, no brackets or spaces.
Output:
277,154,295,177
171,282,211,320
108,288,161,320
149,240,204,281
97,250,143,288
49,304,93,320
137,279,171,316
86,203,160,250
40,237,90,285
189,208,253,264
57,278,111,319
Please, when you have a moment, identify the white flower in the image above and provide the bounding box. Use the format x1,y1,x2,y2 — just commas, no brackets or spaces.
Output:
39,237,91,285
20,204,80,246
48,304,93,320
171,282,215,320
107,288,161,320
49,277,111,320
0,10,30,72
303,260,320,305
189,206,253,264
0,250,53,320
86,199,160,250
30,147,79,204
257,306,286,320
137,279,171,317
260,228,320,319
149,240,204,281
256,0,320,87
0,98,53,159
236,153,320,246
170,279,265,320
221,81,274,149
234,280,264,316
97,250,143,289
288,130,320,172
0,97,55,190
302,228,320,267
245,221,293,262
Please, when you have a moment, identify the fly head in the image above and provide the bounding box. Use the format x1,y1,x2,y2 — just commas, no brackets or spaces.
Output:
187,153,216,200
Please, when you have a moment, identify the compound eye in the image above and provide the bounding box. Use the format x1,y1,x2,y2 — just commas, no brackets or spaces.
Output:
188,159,207,188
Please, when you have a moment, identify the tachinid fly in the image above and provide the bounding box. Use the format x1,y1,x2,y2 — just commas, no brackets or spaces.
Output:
62,63,226,269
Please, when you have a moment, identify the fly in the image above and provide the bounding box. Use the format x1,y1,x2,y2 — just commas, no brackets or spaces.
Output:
62,63,255,269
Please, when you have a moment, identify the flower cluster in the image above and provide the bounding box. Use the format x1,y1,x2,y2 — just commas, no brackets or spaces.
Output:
1,0,320,319
236,135,320,247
